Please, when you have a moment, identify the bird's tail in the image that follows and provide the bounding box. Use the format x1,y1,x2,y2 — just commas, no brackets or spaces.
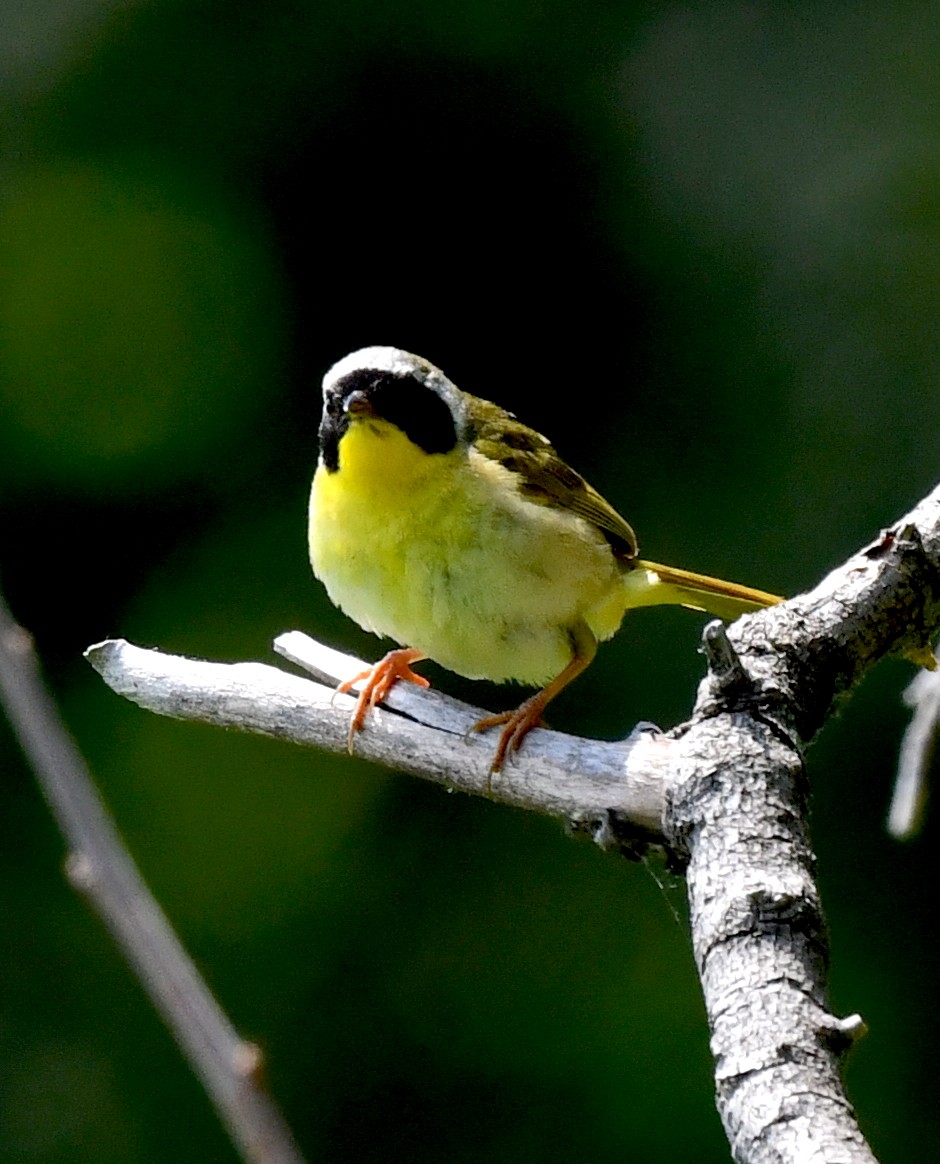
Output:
625,560,783,621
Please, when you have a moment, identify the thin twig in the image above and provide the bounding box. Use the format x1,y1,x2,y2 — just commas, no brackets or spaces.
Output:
0,594,306,1164
889,662,940,838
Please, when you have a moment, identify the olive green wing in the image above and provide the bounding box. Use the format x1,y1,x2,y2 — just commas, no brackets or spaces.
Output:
466,394,638,560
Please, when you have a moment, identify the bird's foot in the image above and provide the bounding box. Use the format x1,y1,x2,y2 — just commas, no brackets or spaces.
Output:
337,647,429,751
471,693,548,788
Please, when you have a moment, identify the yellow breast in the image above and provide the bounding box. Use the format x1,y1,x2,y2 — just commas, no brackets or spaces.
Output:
308,417,627,685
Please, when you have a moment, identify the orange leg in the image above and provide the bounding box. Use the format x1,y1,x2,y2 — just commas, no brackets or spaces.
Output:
471,621,598,778
338,647,429,752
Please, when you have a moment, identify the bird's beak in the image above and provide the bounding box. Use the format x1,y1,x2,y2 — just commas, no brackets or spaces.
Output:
344,390,376,418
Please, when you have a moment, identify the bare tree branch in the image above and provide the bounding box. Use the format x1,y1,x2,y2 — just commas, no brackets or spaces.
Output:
0,595,306,1164
85,633,672,845
81,481,940,1164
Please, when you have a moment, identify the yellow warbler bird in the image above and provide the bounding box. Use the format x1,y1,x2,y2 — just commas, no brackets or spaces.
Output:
308,347,782,772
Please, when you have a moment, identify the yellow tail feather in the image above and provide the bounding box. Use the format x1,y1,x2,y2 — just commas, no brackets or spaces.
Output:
625,559,783,621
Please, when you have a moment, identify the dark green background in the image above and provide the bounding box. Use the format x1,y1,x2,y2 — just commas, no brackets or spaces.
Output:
2,2,938,1160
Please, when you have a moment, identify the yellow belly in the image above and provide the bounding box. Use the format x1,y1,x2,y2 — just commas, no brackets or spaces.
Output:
308,421,626,685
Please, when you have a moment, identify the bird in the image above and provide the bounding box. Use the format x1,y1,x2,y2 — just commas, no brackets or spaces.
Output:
308,346,782,774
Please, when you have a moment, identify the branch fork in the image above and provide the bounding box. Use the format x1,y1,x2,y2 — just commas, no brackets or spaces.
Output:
7,482,940,1163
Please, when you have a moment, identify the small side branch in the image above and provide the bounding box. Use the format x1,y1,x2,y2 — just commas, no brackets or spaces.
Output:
0,596,306,1164
889,661,940,838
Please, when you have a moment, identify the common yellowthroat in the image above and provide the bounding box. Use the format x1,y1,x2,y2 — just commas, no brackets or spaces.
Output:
308,347,782,773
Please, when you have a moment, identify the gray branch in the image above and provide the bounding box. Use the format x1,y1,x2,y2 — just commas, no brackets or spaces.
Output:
664,486,940,1163
85,632,672,846
83,481,940,1164
0,596,306,1164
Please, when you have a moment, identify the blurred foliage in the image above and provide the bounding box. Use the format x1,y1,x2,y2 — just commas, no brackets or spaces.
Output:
1,0,939,1160
0,161,283,491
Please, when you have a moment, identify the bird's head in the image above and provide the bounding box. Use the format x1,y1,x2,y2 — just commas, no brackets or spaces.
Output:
318,346,467,473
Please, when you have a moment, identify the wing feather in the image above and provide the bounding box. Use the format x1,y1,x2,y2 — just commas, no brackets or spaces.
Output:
466,395,638,560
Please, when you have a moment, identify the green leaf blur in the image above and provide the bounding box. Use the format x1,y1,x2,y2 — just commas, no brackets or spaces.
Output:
0,163,282,492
